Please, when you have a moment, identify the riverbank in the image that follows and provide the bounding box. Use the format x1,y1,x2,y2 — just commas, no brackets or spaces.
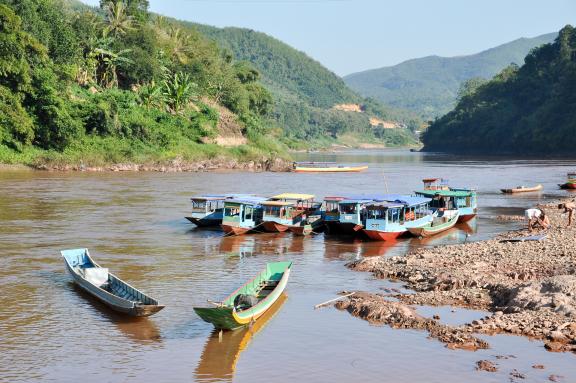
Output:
337,199,576,354
29,156,292,172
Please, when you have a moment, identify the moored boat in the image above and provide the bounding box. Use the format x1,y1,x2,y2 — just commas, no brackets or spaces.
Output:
501,184,543,194
193,261,292,330
61,248,164,317
261,194,322,233
416,187,477,223
407,209,460,238
362,196,433,241
221,197,267,236
292,162,368,173
559,172,576,189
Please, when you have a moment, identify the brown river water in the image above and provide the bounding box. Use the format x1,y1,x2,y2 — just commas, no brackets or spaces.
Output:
1,149,576,383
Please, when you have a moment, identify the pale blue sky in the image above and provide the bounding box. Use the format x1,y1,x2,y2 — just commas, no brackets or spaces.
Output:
82,0,576,75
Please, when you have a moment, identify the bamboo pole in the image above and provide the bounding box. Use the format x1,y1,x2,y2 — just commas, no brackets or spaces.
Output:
314,292,355,309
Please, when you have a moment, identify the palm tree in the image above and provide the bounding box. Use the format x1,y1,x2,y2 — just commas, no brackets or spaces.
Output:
162,71,197,113
167,27,194,64
102,1,135,37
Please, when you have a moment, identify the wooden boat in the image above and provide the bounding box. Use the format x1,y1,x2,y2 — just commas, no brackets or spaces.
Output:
61,248,164,317
501,184,543,194
422,178,450,191
288,213,324,235
193,261,292,330
261,193,321,233
195,294,287,382
221,197,267,236
293,162,368,173
415,187,477,223
559,172,576,189
362,196,433,241
186,194,254,227
407,210,460,238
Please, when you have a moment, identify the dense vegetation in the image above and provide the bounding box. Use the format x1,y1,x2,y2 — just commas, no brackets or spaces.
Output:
344,33,556,120
422,26,576,155
0,0,284,167
193,25,420,147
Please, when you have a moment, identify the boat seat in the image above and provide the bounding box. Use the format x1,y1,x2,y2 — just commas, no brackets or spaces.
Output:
84,267,109,287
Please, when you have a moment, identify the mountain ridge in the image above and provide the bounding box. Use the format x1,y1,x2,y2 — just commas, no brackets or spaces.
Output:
344,32,558,119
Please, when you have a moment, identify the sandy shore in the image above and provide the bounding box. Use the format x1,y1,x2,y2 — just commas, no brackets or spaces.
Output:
336,199,576,354
9,157,292,172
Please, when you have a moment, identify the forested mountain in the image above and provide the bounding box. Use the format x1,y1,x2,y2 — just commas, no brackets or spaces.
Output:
192,25,419,146
422,26,576,155
344,33,557,119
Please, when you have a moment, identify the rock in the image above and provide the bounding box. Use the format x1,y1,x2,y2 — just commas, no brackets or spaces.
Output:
544,341,565,352
475,360,498,372
532,364,545,369
549,374,564,382
548,331,567,342
509,369,526,380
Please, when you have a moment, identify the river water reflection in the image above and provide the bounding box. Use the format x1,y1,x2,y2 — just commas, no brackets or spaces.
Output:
1,149,575,382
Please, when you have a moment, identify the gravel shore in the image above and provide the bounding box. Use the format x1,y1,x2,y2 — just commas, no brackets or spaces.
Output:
337,199,576,353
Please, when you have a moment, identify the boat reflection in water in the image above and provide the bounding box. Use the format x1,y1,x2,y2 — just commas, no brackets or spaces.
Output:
71,284,162,344
408,220,477,249
195,293,287,382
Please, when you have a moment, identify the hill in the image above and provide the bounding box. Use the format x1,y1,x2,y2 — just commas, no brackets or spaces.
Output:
344,33,557,119
422,26,576,155
191,24,420,147
0,0,288,169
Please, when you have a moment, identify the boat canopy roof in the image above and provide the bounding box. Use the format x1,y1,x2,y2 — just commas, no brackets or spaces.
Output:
339,199,374,205
294,161,336,165
261,201,294,207
388,195,431,206
324,196,347,201
272,193,315,200
416,190,472,198
366,202,405,209
225,197,268,206
190,193,254,201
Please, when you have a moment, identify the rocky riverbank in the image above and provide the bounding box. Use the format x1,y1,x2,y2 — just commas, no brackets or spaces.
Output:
337,199,576,353
29,157,292,172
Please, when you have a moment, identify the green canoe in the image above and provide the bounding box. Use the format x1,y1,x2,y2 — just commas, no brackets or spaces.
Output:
194,261,292,330
407,210,460,238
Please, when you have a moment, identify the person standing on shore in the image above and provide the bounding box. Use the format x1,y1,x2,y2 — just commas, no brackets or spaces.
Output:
558,200,575,227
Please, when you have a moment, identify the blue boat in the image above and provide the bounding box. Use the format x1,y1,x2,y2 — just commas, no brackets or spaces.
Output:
221,197,268,236
62,248,165,317
362,196,433,241
324,194,400,235
186,194,254,227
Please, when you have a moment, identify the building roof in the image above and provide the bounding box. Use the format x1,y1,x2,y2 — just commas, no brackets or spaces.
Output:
272,193,315,200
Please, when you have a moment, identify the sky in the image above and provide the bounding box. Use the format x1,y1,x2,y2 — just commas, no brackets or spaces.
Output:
82,0,576,76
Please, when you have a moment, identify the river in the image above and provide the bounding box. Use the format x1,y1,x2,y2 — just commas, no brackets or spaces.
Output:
1,149,575,383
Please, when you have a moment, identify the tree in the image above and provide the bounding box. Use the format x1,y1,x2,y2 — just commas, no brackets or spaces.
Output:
162,71,197,113
456,77,487,102
102,1,135,38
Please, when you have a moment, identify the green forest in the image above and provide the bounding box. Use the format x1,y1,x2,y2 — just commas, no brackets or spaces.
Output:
422,25,576,154
0,0,417,169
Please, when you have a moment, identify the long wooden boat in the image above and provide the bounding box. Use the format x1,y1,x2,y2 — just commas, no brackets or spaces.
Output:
221,197,268,236
415,187,477,223
407,210,460,238
501,184,543,194
261,193,321,233
293,162,368,173
61,248,164,317
194,261,292,330
362,196,433,241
